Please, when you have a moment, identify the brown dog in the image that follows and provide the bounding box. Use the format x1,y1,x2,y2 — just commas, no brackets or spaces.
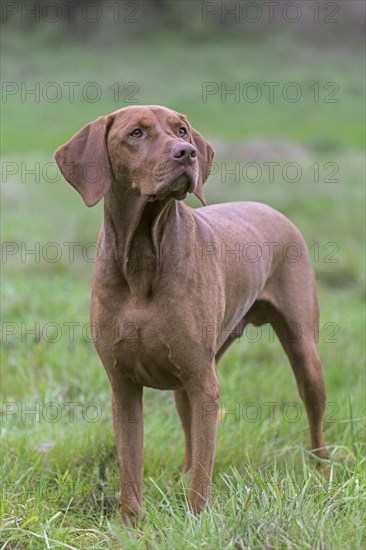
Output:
54,105,327,525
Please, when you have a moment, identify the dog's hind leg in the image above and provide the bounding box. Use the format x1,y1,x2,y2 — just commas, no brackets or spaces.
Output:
254,267,328,460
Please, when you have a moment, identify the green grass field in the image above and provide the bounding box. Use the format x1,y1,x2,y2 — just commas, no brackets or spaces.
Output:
1,27,365,549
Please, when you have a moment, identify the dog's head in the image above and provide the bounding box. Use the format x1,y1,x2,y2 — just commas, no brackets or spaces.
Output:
54,105,215,207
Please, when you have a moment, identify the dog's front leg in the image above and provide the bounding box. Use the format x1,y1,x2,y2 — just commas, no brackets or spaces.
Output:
186,362,220,514
111,381,143,526
174,389,192,474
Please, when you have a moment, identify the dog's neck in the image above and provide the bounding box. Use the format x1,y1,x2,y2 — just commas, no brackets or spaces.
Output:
103,184,184,298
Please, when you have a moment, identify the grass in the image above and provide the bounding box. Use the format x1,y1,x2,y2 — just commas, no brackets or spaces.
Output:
1,30,365,153
1,26,365,549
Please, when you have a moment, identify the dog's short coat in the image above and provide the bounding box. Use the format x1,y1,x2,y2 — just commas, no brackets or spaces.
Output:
55,105,327,525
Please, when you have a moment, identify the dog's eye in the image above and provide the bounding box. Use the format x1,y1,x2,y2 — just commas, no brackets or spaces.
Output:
130,129,143,138
178,127,187,137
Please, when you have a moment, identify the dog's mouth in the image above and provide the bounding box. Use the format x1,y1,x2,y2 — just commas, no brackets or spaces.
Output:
170,173,195,199
143,169,196,203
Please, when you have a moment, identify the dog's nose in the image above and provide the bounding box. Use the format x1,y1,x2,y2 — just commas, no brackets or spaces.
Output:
171,143,197,165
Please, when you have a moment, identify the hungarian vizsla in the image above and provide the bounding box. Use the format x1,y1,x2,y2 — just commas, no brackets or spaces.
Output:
55,105,327,525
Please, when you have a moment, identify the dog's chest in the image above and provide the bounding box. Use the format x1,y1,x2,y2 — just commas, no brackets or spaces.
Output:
93,295,200,390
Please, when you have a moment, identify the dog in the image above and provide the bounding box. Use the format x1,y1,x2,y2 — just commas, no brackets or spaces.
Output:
55,105,327,525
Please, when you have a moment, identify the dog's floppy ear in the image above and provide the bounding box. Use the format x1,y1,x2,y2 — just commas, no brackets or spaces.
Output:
189,126,215,207
54,116,113,207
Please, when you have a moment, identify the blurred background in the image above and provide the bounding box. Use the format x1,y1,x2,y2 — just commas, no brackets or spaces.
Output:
1,1,365,547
